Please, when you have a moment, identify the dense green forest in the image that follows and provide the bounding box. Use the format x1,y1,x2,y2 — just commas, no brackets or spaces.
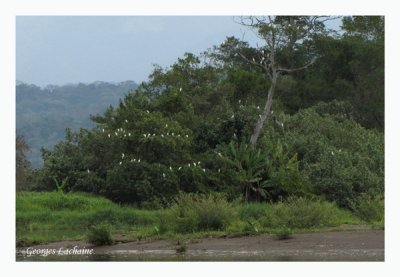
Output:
16,81,138,168
18,16,384,212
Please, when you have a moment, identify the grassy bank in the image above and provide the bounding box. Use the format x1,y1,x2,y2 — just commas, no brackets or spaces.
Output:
16,192,383,246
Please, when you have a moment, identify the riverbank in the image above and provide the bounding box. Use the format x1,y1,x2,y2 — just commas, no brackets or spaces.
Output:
17,192,384,247
17,230,384,261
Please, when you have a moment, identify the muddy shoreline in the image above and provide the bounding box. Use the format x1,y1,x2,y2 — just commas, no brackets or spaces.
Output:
17,230,384,261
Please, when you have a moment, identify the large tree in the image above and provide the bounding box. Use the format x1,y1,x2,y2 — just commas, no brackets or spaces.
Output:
236,16,332,146
16,135,31,190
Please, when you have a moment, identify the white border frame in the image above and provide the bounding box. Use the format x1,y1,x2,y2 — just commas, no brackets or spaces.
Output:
1,0,399,276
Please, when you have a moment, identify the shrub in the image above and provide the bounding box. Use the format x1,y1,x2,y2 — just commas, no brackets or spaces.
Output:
350,193,384,223
238,203,268,221
278,106,384,209
105,161,179,204
86,223,113,246
265,196,340,229
170,193,234,233
274,227,293,240
217,141,311,202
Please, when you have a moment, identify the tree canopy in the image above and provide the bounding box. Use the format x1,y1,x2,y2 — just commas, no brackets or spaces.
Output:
27,16,384,209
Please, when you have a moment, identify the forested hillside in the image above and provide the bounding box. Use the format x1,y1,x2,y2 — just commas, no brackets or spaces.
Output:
20,16,383,210
16,81,138,167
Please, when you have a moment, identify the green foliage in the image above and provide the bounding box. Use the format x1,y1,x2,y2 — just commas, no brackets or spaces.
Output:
274,227,293,240
170,193,234,233
264,197,340,229
271,104,384,208
16,135,32,191
350,193,384,223
16,191,374,245
216,140,311,202
217,141,269,201
53,177,68,193
28,17,383,213
16,81,138,168
238,203,268,221
86,223,113,246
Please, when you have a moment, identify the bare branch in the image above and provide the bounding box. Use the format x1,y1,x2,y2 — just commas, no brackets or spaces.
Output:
277,56,318,73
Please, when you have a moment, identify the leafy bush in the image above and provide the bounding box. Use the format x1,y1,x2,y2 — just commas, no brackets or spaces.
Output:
350,193,384,223
274,227,293,240
264,196,340,229
217,141,311,202
86,223,113,246
170,193,234,233
270,105,384,208
105,161,179,204
238,203,268,221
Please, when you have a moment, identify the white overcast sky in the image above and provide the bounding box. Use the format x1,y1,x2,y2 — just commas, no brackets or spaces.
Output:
16,16,266,87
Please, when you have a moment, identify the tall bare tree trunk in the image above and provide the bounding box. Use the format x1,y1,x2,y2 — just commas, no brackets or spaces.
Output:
249,73,277,146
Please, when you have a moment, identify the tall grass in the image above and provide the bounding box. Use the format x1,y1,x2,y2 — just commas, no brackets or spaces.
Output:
264,196,341,229
350,193,384,223
170,193,235,233
16,191,379,245
16,192,160,244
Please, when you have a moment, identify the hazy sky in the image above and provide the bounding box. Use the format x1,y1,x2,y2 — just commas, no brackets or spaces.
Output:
16,16,266,87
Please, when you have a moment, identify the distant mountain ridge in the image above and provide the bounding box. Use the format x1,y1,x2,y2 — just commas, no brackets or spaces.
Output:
16,80,138,168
